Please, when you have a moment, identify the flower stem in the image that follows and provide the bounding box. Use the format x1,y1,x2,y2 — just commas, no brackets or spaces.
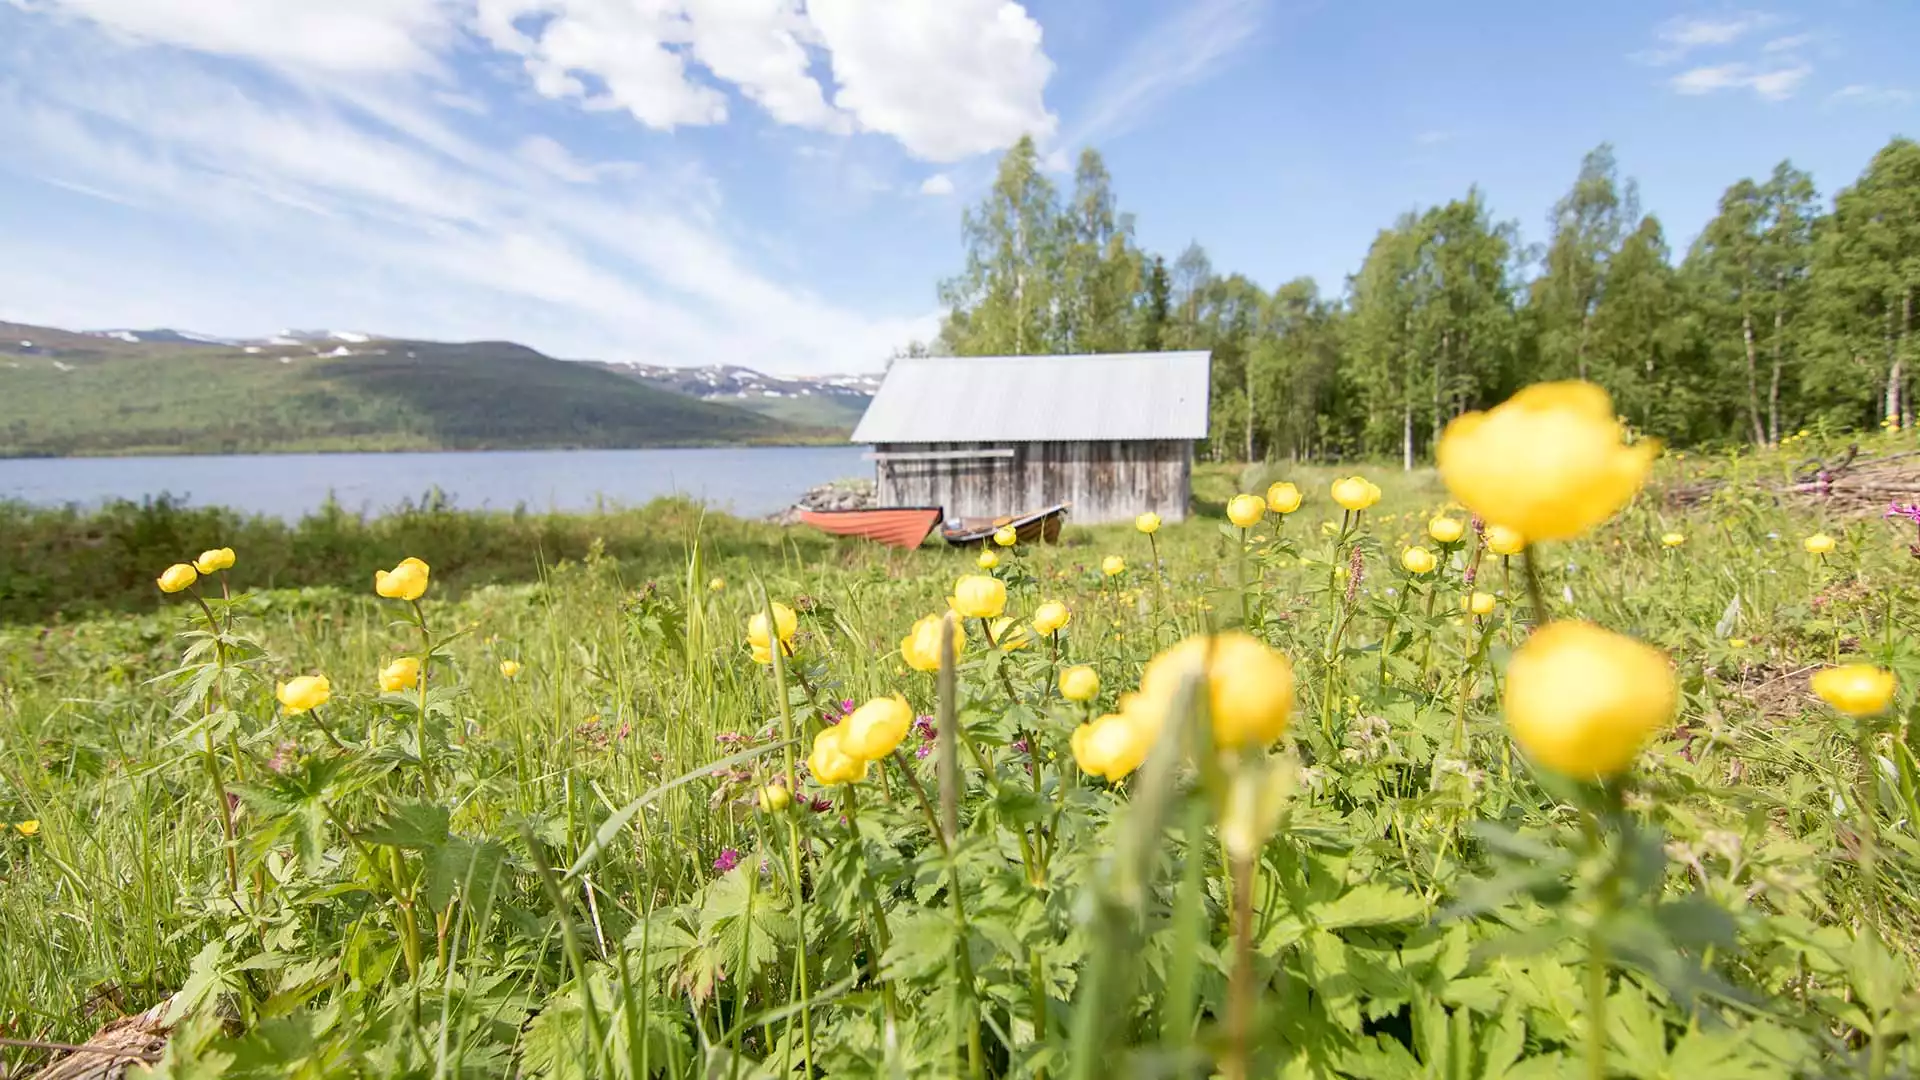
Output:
763,589,814,1079
409,600,437,799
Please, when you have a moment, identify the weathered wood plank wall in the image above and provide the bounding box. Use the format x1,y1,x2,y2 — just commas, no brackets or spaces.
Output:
873,440,1192,524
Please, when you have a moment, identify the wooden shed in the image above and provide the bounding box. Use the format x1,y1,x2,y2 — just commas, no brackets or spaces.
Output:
850,351,1212,525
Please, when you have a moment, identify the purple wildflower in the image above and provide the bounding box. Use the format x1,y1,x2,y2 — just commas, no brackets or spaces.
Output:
1888,502,1920,525
713,848,740,873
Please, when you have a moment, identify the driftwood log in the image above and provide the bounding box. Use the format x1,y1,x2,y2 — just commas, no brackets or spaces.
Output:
10,999,169,1080
1663,446,1920,515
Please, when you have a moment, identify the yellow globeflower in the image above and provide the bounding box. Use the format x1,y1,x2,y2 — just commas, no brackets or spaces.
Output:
378,657,421,692
1059,665,1101,702
1101,555,1126,577
1331,476,1381,512
1803,533,1836,556
977,548,1001,570
499,659,523,678
1436,381,1657,543
950,575,1007,619
994,525,1019,548
1137,632,1296,750
1427,516,1465,544
901,613,964,672
1811,664,1896,718
758,783,792,813
1135,512,1162,535
1468,592,1497,616
1071,712,1152,781
374,557,431,601
1504,621,1676,780
1661,532,1685,548
156,563,198,594
193,547,236,574
1227,494,1266,528
276,675,332,715
1032,601,1071,635
807,726,869,786
747,602,799,648
1400,546,1437,574
989,617,1034,651
750,641,774,666
1485,524,1526,556
841,695,915,760
709,576,726,592
1266,482,1303,514
14,820,40,838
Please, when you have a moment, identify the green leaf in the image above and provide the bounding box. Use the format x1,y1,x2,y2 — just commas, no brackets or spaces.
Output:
1312,882,1427,929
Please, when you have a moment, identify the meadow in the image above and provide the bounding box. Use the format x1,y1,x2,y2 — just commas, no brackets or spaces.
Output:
3,401,1919,1079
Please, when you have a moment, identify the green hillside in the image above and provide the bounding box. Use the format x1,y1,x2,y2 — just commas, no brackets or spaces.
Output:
728,393,871,430
0,329,813,456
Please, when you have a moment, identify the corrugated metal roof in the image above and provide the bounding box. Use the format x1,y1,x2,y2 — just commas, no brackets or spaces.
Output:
850,351,1212,443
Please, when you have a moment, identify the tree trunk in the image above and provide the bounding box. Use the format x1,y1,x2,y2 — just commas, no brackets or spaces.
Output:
1244,359,1255,462
1741,305,1765,446
1576,305,1593,381
1768,280,1784,446
1401,404,1414,472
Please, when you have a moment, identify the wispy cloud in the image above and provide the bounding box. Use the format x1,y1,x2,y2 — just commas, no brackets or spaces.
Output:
1635,11,1774,65
1761,32,1815,53
1671,60,1810,101
1061,0,1267,151
1829,84,1916,107
1413,129,1453,146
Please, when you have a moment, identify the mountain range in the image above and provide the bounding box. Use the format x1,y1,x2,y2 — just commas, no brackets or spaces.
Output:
0,322,876,457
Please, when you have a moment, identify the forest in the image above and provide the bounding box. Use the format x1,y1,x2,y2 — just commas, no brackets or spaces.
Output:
929,135,1920,463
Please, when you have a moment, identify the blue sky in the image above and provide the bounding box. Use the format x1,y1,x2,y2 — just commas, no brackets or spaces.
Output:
0,0,1914,374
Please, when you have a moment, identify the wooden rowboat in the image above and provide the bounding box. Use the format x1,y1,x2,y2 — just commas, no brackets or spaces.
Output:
941,503,1069,547
797,506,943,549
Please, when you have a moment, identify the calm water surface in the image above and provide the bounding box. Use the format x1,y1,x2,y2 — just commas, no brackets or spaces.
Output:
0,446,870,520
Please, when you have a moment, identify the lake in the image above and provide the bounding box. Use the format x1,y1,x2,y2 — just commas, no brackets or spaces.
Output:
0,446,871,520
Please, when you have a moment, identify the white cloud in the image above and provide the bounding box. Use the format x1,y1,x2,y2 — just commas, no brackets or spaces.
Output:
807,0,1056,161
13,0,458,73
0,23,933,372
515,134,639,184
1672,61,1809,101
918,173,955,196
1762,32,1814,53
1639,11,1774,65
1063,0,1263,149
1830,84,1915,106
1413,129,1453,146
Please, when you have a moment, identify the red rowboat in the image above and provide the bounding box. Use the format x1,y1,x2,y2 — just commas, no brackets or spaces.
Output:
797,506,943,549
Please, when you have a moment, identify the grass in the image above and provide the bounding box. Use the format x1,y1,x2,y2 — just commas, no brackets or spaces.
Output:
2,445,1919,1077
0,338,814,456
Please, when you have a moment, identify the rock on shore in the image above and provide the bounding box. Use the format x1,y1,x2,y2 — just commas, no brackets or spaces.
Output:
769,477,875,525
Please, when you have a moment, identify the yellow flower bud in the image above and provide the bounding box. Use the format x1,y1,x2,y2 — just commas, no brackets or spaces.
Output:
1331,476,1381,512
156,563,198,594
840,695,914,760
1468,592,1496,616
1427,516,1464,544
1485,524,1526,556
193,547,236,574
13,819,40,837
950,575,1007,619
379,657,420,692
1136,632,1296,751
758,783,792,813
276,675,332,714
1811,664,1896,718
1400,546,1437,574
1135,512,1162,535
977,547,1001,570
1266,482,1303,514
499,659,523,678
1032,601,1070,635
993,525,1018,547
747,602,799,648
1059,664,1100,702
901,613,964,672
374,557,431,601
1660,532,1685,548
1071,712,1152,781
989,617,1033,651
1101,555,1126,577
1227,494,1266,528
807,725,869,786
709,576,726,592
1803,533,1836,556
1503,621,1676,780
1437,381,1656,542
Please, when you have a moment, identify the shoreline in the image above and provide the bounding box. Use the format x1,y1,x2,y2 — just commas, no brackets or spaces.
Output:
0,435,855,461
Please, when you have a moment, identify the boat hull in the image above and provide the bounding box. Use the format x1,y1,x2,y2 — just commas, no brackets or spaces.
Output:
941,504,1069,546
797,507,943,549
